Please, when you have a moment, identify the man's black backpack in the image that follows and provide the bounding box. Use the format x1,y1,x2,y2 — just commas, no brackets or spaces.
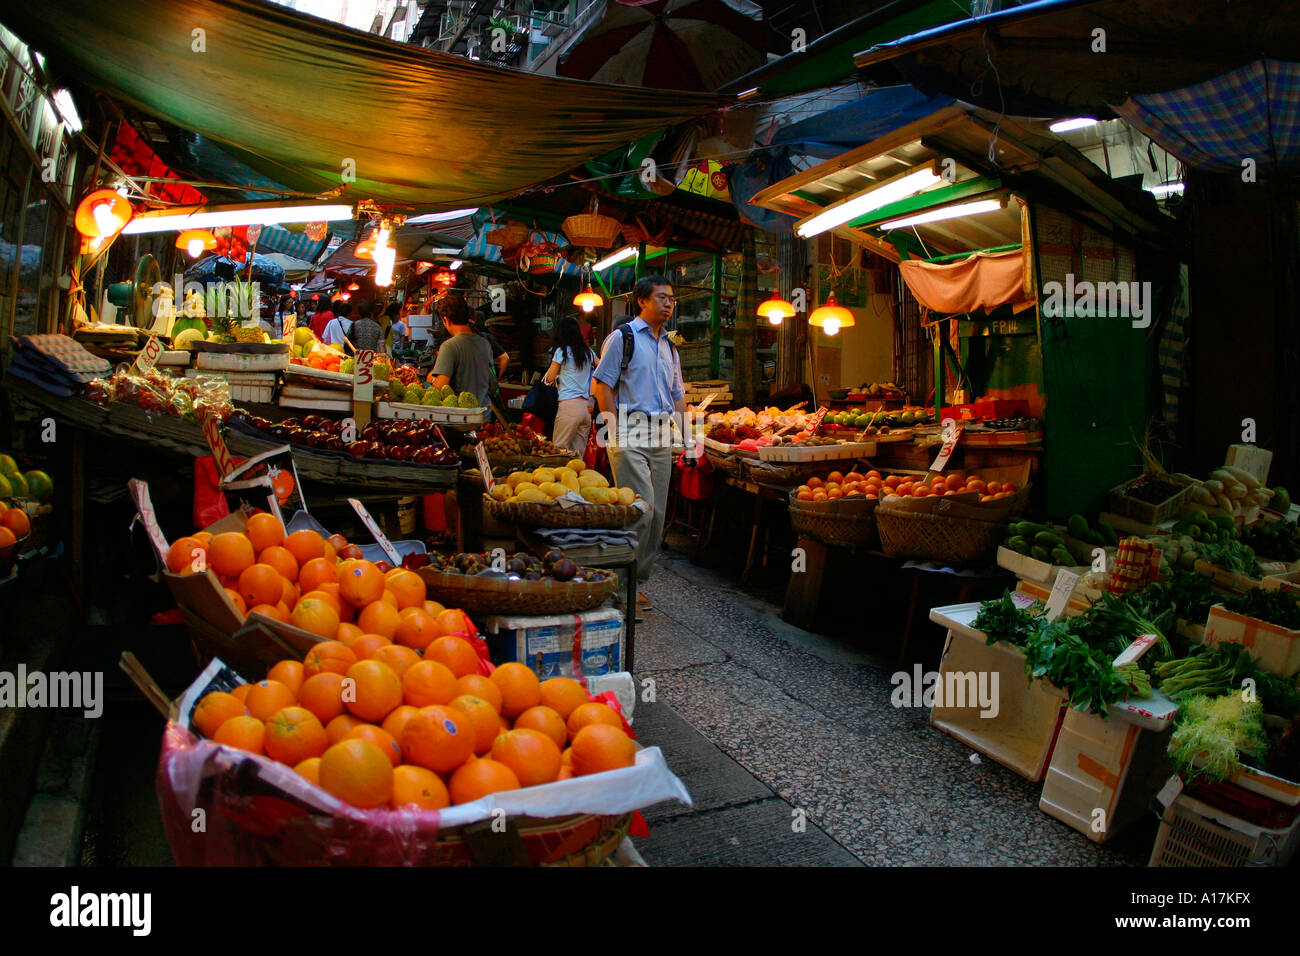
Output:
612,323,678,395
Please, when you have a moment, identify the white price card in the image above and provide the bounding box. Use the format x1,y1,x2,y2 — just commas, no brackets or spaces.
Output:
1113,634,1160,668
1044,567,1079,620
347,498,403,565
929,418,962,472
133,335,164,374
126,479,169,562
1155,774,1184,810
352,348,376,403
807,406,830,432
475,441,494,491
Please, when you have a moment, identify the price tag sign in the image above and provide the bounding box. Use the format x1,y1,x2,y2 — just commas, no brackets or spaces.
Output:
282,311,296,341
199,408,236,480
347,498,403,565
1010,591,1038,611
133,335,164,374
1044,567,1079,621
1156,773,1184,810
127,479,170,563
807,406,830,433
476,441,494,491
352,349,376,403
929,418,962,472
1113,634,1160,668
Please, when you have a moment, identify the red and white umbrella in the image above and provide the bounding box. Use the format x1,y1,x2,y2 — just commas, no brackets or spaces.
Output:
558,0,765,93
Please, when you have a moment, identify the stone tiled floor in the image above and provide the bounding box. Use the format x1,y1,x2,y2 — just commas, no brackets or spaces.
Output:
630,548,1157,866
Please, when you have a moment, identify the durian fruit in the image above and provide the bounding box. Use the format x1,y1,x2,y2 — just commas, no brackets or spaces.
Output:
457,390,478,408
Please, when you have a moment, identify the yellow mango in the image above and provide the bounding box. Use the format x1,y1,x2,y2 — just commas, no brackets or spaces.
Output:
540,482,568,498
566,459,585,473
559,469,581,493
533,468,556,484
507,471,530,487
616,487,635,506
578,470,609,489
489,484,512,501
580,487,604,503
514,481,539,495
516,488,549,503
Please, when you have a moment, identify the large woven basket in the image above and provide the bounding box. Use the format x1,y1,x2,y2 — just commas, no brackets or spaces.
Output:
788,493,879,549
485,220,530,248
417,566,620,615
562,211,621,249
486,498,647,529
875,498,1004,564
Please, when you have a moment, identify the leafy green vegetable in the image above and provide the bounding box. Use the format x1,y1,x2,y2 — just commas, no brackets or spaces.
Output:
1242,519,1300,562
1139,570,1221,626
1168,693,1268,782
1022,617,1137,717
1154,641,1300,717
1198,538,1258,577
1223,588,1300,631
972,591,1043,648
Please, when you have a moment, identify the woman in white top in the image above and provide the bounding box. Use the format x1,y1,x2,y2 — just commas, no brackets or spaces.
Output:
544,315,596,454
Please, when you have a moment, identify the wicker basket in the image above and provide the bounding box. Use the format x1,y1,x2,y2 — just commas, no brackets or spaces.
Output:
788,494,879,549
562,211,621,249
706,451,746,479
485,220,530,248
485,498,647,529
875,498,1004,564
417,566,620,615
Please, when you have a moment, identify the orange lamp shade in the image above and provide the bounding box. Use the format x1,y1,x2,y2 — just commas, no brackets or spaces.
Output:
74,189,132,240
572,285,604,313
346,282,360,291
175,229,217,258
808,292,855,336
756,296,796,325
354,238,376,260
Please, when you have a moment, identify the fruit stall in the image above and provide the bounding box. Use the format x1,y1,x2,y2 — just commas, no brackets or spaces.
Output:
919,442,1300,865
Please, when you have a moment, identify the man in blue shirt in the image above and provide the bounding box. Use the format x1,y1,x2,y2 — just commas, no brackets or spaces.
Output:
592,275,688,590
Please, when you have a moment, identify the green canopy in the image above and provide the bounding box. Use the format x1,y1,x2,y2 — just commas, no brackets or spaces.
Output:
6,0,725,209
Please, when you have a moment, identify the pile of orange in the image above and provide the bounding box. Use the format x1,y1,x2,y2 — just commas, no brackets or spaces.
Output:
0,501,30,559
193,652,635,809
794,470,1017,504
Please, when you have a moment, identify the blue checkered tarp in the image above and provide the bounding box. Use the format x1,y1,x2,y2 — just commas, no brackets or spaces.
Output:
1114,59,1300,176
255,224,329,261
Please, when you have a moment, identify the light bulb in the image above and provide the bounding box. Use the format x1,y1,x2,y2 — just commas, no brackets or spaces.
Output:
767,314,783,326
92,201,124,237
581,300,595,313
823,317,840,335
187,238,204,257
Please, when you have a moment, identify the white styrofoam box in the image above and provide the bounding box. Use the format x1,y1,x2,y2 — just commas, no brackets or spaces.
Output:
1263,570,1300,594
158,350,192,366
757,440,875,462
1203,603,1300,677
1150,793,1300,866
996,545,1090,585
1013,578,1093,617
376,401,488,424
279,395,352,412
483,608,624,680
1039,709,1174,843
928,627,1066,782
196,350,290,372
1225,444,1273,485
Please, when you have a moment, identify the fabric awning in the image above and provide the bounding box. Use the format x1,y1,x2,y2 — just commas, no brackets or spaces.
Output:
6,0,724,209
898,249,1036,315
1113,60,1300,177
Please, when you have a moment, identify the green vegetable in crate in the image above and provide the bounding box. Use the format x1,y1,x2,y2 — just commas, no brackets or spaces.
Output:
1031,545,1051,562
1034,531,1065,548
1168,694,1268,782
973,590,1044,648
1223,589,1300,631
1015,522,1052,538
1273,487,1292,512
1006,535,1032,555
1097,520,1118,546
1066,514,1090,539
1051,547,1075,566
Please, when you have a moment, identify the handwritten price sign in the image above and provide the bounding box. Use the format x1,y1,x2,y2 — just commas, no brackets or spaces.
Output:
929,418,962,472
352,349,375,403
127,479,170,563
475,441,494,492
282,311,296,340
1044,568,1079,621
199,408,235,480
347,498,402,565
133,336,164,374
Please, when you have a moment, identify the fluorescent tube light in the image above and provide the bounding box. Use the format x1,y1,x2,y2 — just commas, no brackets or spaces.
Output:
52,89,81,131
1049,117,1097,133
593,245,637,271
450,259,464,270
794,162,942,239
405,208,480,225
877,199,1005,230
1146,182,1184,197
122,203,354,234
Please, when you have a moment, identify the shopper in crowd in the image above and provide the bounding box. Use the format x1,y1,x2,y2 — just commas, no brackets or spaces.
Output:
384,303,407,351
591,274,688,602
431,298,497,407
475,309,510,379
322,303,354,349
348,300,383,353
309,297,335,338
544,315,596,455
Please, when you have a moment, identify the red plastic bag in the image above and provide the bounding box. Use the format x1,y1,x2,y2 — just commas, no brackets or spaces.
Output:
676,452,714,501
584,419,609,477
193,455,232,530
520,412,547,438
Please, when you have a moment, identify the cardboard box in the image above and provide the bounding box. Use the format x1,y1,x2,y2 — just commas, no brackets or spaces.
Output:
1203,603,1300,677
483,608,624,679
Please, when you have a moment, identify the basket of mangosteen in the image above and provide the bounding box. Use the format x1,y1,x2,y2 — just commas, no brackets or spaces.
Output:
416,550,620,615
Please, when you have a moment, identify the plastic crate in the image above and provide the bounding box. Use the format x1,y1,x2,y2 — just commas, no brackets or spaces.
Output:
1149,793,1300,866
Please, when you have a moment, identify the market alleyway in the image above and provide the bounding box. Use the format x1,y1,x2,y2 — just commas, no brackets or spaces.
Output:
627,547,1154,866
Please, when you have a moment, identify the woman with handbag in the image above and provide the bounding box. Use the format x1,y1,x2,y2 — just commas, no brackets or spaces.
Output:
544,315,596,455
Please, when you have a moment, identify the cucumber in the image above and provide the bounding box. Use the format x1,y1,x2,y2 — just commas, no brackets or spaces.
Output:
1211,515,1236,529
1051,547,1075,566
1034,531,1065,548
1172,517,1197,535
1006,536,1032,555
1031,545,1051,562
1096,520,1118,546
1066,514,1089,539
1084,530,1106,547
1017,522,1053,538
